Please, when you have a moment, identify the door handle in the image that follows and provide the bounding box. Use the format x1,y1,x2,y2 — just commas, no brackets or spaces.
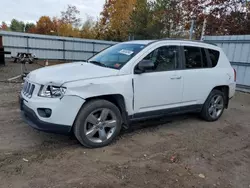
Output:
170,76,182,80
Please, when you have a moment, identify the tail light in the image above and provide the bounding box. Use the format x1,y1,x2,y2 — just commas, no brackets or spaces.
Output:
233,68,236,82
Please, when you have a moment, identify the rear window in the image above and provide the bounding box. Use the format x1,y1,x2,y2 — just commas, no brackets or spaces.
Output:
208,49,220,67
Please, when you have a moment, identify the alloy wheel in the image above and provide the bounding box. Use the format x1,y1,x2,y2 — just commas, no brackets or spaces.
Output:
84,108,118,143
208,95,224,119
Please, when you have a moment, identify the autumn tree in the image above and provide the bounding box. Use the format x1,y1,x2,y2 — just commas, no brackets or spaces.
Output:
35,16,54,35
27,26,37,34
97,0,115,40
99,0,137,41
0,22,9,31
182,0,250,38
58,23,80,37
111,0,137,41
2,0,250,40
61,5,81,27
99,0,116,26
24,7,82,37
81,16,96,39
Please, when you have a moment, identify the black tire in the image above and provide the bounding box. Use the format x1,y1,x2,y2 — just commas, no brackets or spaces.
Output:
200,89,226,122
73,99,122,148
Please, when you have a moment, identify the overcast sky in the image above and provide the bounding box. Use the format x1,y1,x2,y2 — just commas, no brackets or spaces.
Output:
0,0,105,24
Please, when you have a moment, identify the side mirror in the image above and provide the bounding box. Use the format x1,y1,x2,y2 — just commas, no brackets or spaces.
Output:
135,60,154,74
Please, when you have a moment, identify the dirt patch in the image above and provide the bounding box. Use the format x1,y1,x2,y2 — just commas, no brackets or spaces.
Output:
0,63,250,188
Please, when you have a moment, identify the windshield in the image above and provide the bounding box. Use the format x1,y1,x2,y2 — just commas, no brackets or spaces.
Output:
88,43,146,69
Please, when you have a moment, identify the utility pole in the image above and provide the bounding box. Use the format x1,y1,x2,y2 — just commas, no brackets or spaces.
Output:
189,18,195,40
246,0,249,18
200,18,207,41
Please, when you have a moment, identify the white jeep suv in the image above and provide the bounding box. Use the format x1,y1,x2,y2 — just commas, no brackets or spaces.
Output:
20,39,236,148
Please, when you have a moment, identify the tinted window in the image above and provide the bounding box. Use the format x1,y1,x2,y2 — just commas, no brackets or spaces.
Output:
141,46,179,72
201,48,209,68
208,49,220,67
89,43,146,69
184,46,202,69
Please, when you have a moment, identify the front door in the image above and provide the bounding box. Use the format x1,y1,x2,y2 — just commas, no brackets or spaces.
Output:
133,44,183,116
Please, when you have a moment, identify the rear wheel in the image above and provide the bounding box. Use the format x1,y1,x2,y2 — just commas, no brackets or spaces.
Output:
201,90,225,121
74,100,122,148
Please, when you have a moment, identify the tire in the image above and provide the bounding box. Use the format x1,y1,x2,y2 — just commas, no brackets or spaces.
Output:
73,99,122,148
200,89,226,122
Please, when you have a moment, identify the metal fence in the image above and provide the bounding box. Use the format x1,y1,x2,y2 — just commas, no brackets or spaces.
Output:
1,31,249,90
204,35,250,90
0,31,117,61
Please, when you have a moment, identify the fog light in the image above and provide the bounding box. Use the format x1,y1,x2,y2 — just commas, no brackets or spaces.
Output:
37,108,52,118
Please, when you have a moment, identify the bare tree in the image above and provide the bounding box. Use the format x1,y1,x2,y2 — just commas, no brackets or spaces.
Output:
61,5,81,27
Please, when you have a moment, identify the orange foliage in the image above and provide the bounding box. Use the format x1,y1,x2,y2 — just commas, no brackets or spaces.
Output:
99,0,137,41
35,16,54,35
0,22,8,30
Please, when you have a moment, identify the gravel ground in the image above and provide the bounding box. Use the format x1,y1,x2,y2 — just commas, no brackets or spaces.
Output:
0,63,250,188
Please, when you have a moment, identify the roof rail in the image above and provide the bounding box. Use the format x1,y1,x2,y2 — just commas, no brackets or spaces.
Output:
156,38,218,46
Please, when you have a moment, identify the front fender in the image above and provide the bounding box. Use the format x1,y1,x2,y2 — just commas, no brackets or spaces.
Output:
63,75,134,115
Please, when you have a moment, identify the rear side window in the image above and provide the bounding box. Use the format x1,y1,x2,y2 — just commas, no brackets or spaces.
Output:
184,46,210,69
184,46,202,68
208,49,220,67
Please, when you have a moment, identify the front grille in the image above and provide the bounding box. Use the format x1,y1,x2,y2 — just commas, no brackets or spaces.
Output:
22,81,35,98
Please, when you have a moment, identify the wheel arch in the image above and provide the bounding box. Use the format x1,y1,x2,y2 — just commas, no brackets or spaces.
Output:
72,94,129,131
210,85,229,108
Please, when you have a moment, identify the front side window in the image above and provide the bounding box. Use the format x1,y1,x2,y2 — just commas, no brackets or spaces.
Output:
140,45,179,72
88,43,146,69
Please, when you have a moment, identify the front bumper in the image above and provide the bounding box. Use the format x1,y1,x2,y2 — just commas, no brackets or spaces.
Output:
19,91,85,134
20,96,72,134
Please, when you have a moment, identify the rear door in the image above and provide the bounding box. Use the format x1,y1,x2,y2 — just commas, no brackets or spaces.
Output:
180,44,213,106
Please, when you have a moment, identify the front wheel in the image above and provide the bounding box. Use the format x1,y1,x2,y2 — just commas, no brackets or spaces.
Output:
74,100,122,148
201,90,225,121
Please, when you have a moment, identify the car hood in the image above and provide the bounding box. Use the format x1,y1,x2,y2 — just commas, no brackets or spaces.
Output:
27,62,119,85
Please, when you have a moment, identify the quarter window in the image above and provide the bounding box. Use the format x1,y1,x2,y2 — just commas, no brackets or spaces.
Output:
208,49,220,67
141,46,179,72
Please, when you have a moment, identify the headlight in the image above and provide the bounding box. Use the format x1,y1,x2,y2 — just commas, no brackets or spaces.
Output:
38,85,66,98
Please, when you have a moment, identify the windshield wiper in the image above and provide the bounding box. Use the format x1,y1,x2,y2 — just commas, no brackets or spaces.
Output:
88,60,107,68
88,60,119,70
